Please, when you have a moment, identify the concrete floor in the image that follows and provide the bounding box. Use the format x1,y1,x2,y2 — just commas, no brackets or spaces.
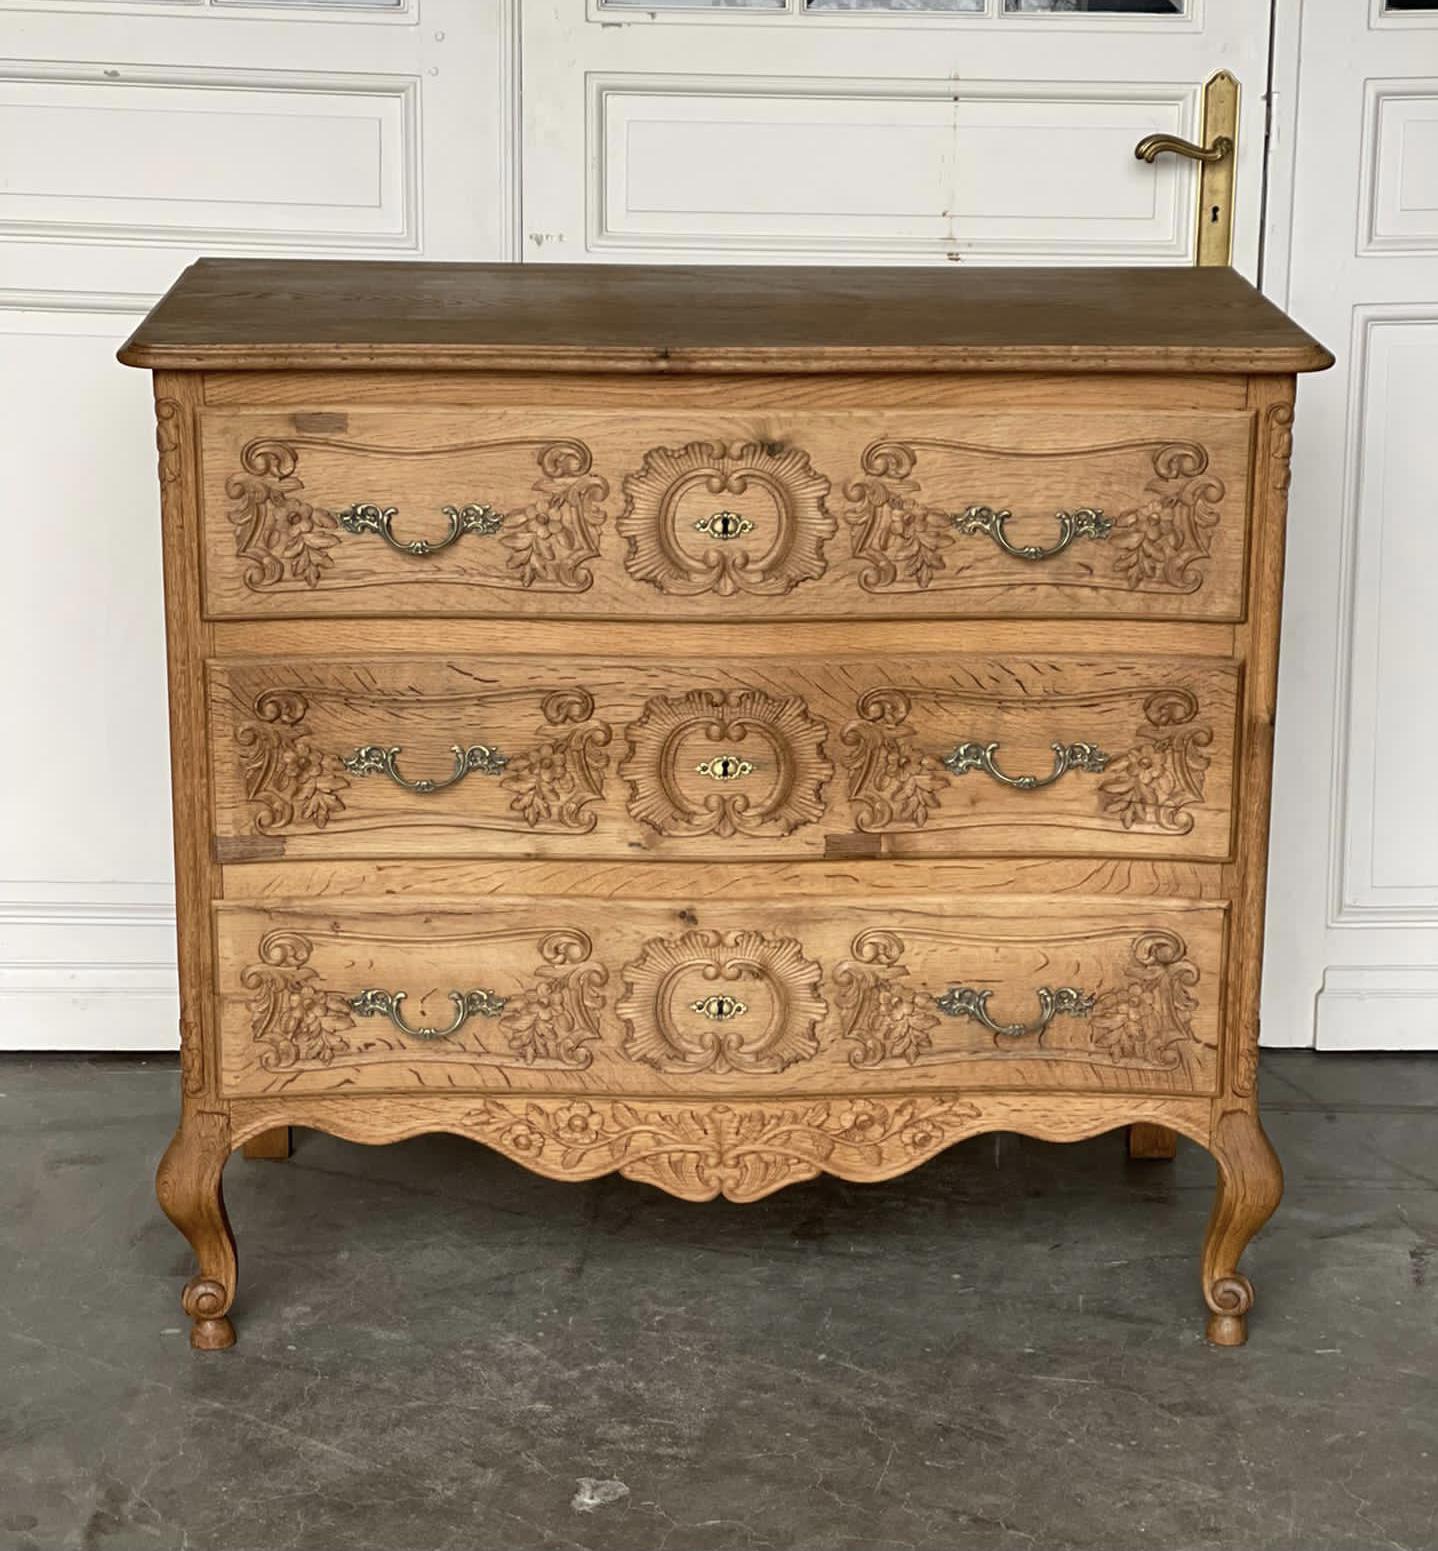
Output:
2,1053,1435,1551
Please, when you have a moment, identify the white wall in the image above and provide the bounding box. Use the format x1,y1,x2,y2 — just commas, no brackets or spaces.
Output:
0,0,516,1049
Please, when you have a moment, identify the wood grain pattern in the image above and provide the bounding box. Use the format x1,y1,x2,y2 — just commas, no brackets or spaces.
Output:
220,856,1229,903
207,652,1238,862
213,895,1227,1101
118,261,1333,375
196,407,1253,621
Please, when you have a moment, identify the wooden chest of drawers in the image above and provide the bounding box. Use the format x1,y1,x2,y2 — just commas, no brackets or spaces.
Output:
122,261,1330,1350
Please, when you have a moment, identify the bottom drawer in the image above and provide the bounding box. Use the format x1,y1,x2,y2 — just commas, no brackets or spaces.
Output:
215,892,1225,1100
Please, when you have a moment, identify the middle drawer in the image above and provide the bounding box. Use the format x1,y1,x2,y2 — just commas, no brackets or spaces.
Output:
209,653,1238,862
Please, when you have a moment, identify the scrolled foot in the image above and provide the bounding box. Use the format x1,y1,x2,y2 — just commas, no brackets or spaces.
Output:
183,1276,237,1351
1204,1273,1254,1347
1201,1109,1281,1348
157,1110,239,1351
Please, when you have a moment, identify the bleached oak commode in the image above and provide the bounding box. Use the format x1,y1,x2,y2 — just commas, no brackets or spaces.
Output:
121,261,1330,1350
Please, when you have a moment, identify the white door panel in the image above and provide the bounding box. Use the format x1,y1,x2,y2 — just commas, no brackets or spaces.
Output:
1264,0,1438,1049
523,0,1268,273
0,0,514,1051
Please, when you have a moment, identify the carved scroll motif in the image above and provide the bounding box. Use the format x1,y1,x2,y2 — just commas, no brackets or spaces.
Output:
618,929,827,1075
618,440,836,596
621,687,834,839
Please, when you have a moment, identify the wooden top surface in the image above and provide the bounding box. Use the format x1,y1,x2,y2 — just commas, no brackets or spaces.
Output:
118,259,1332,375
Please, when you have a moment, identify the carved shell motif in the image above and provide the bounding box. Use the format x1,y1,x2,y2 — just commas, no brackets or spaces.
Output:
618,929,827,1075
618,440,836,596
620,688,834,839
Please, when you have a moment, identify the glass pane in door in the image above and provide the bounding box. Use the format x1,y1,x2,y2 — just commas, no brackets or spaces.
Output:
1003,0,1184,12
808,0,984,10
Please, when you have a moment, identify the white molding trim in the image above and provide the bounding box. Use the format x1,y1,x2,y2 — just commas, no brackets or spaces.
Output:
0,886,178,1051
1316,966,1438,1050
0,288,153,314
1357,79,1438,257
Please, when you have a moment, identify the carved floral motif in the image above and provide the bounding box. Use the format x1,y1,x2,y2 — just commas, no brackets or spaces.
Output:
621,688,834,839
843,438,1226,595
499,690,611,831
1087,931,1202,1070
242,930,355,1072
836,931,941,1067
1108,443,1225,593
495,930,607,1068
227,440,341,589
1096,690,1212,834
499,441,608,591
457,1094,983,1203
618,929,827,1075
618,440,836,596
839,689,949,831
226,437,607,593
236,691,350,833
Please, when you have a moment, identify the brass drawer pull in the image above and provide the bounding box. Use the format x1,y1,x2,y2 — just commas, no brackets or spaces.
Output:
953,504,1111,561
348,987,507,1042
342,742,508,794
338,501,503,556
942,740,1110,790
934,984,1094,1042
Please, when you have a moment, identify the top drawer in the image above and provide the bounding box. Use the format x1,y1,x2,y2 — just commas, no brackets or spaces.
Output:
200,405,1254,621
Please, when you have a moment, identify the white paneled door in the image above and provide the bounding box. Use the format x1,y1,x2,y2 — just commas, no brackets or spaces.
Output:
0,0,514,1049
1265,1,1438,1050
521,0,1269,273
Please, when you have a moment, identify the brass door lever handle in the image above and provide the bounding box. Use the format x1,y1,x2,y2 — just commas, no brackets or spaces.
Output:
1134,132,1234,165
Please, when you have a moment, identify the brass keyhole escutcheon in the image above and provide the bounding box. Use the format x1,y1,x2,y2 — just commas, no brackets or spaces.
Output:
694,509,753,542
696,754,755,782
691,994,747,1022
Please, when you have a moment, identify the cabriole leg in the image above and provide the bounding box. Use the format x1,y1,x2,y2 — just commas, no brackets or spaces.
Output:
155,1109,238,1350
1201,1108,1283,1347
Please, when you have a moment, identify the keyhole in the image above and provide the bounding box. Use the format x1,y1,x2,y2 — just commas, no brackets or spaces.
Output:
1210,204,1221,224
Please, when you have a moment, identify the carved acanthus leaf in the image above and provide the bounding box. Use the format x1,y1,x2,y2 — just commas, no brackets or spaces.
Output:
457,1095,983,1203
499,441,609,591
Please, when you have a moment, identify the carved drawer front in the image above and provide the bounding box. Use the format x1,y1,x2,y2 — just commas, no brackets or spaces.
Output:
199,405,1252,620
209,652,1239,862
214,895,1226,1110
